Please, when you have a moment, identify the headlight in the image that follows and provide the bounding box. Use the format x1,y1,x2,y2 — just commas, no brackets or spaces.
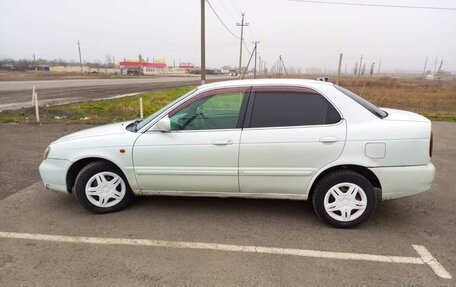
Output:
43,146,51,160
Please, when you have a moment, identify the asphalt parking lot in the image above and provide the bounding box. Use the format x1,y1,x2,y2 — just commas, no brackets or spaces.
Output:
0,122,455,286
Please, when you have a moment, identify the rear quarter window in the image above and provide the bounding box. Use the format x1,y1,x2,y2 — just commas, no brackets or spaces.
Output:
335,85,388,118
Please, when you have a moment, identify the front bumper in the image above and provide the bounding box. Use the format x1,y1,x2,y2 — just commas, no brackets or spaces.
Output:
39,159,72,193
370,163,435,200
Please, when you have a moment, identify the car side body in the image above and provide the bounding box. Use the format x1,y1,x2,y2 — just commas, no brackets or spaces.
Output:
39,79,435,227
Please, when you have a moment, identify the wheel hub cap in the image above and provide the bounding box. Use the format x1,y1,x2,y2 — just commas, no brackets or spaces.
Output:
323,182,367,222
85,172,126,208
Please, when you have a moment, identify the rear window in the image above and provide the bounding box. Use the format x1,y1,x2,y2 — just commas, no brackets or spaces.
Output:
335,85,388,118
249,91,341,128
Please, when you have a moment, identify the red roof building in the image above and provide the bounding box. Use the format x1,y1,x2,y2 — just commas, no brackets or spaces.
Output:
120,61,167,68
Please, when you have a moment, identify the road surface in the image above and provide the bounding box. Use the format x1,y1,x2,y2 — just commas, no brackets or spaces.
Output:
0,76,230,111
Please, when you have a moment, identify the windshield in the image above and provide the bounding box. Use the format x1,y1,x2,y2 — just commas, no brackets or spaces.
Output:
135,88,197,131
334,85,388,119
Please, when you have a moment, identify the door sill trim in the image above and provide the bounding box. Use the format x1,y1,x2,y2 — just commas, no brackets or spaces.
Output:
133,190,308,200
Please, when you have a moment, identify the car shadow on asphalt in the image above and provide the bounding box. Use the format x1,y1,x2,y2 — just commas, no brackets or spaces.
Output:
44,189,419,231
130,195,317,221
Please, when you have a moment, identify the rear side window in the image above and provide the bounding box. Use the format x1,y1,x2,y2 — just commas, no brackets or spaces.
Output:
335,85,388,118
249,92,341,128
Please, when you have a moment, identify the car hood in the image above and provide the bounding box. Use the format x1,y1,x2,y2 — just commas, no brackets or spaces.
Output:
381,108,430,123
54,120,135,143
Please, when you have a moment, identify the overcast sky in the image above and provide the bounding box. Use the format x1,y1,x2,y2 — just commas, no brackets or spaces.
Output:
1,0,455,72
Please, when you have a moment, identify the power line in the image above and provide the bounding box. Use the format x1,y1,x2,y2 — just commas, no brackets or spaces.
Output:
215,0,237,22
224,0,251,55
230,0,242,15
288,0,456,11
206,0,240,39
243,39,251,55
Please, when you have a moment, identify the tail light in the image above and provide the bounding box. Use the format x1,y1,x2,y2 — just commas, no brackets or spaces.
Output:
429,131,433,157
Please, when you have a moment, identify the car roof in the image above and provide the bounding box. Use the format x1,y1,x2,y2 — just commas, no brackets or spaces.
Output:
198,78,334,90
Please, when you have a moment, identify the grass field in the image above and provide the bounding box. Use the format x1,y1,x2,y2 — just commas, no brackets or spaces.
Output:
0,87,194,124
0,77,455,124
338,77,456,121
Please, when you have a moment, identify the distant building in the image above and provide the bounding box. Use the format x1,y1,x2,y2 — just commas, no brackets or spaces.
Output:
120,60,167,75
179,64,195,70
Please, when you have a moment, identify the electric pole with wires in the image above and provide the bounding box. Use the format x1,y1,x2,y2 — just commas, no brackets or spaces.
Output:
252,41,260,78
200,0,206,84
279,55,289,77
77,40,83,73
237,13,249,78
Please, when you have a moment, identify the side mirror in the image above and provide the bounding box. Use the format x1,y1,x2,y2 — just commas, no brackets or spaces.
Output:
151,115,171,132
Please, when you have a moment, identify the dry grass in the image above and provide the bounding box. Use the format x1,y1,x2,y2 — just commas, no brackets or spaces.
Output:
337,77,456,121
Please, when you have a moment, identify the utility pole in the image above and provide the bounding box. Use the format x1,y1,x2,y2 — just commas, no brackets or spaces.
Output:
279,55,289,77
77,40,83,73
422,56,428,79
433,57,438,75
258,56,262,76
33,54,37,71
377,60,382,74
241,44,256,79
252,41,260,79
358,55,363,77
336,53,343,85
200,0,206,84
436,59,443,79
370,62,375,76
237,13,249,78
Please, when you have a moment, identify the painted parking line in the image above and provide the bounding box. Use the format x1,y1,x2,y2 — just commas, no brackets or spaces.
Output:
0,231,451,279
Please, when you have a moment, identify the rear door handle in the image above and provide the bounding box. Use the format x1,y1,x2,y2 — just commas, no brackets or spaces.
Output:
212,139,233,146
320,136,339,143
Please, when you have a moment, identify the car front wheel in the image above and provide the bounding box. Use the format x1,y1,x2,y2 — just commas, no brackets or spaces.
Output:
312,170,377,228
74,161,133,214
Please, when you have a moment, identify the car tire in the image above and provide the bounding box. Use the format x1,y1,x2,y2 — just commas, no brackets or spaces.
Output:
312,170,377,228
74,161,133,214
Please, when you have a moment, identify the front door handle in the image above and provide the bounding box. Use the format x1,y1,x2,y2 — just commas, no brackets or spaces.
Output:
212,139,233,146
320,136,339,143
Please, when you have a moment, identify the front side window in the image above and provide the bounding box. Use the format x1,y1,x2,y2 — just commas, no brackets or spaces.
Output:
249,91,341,128
135,88,196,131
169,91,245,131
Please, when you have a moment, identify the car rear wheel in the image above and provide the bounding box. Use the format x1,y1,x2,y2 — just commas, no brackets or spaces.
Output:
74,161,133,214
312,170,377,228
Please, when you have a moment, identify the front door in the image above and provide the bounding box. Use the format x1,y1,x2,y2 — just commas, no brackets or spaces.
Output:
239,86,346,195
133,87,249,194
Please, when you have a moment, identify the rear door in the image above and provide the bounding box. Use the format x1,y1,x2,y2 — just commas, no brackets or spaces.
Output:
239,86,346,195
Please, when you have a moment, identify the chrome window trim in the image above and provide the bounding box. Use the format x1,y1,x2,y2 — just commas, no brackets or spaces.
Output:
243,119,345,131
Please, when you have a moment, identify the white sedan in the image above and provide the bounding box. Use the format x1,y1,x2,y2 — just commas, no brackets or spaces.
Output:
39,79,435,227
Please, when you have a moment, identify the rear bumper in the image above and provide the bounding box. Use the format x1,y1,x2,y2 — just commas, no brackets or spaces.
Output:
370,163,435,200
39,159,72,193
